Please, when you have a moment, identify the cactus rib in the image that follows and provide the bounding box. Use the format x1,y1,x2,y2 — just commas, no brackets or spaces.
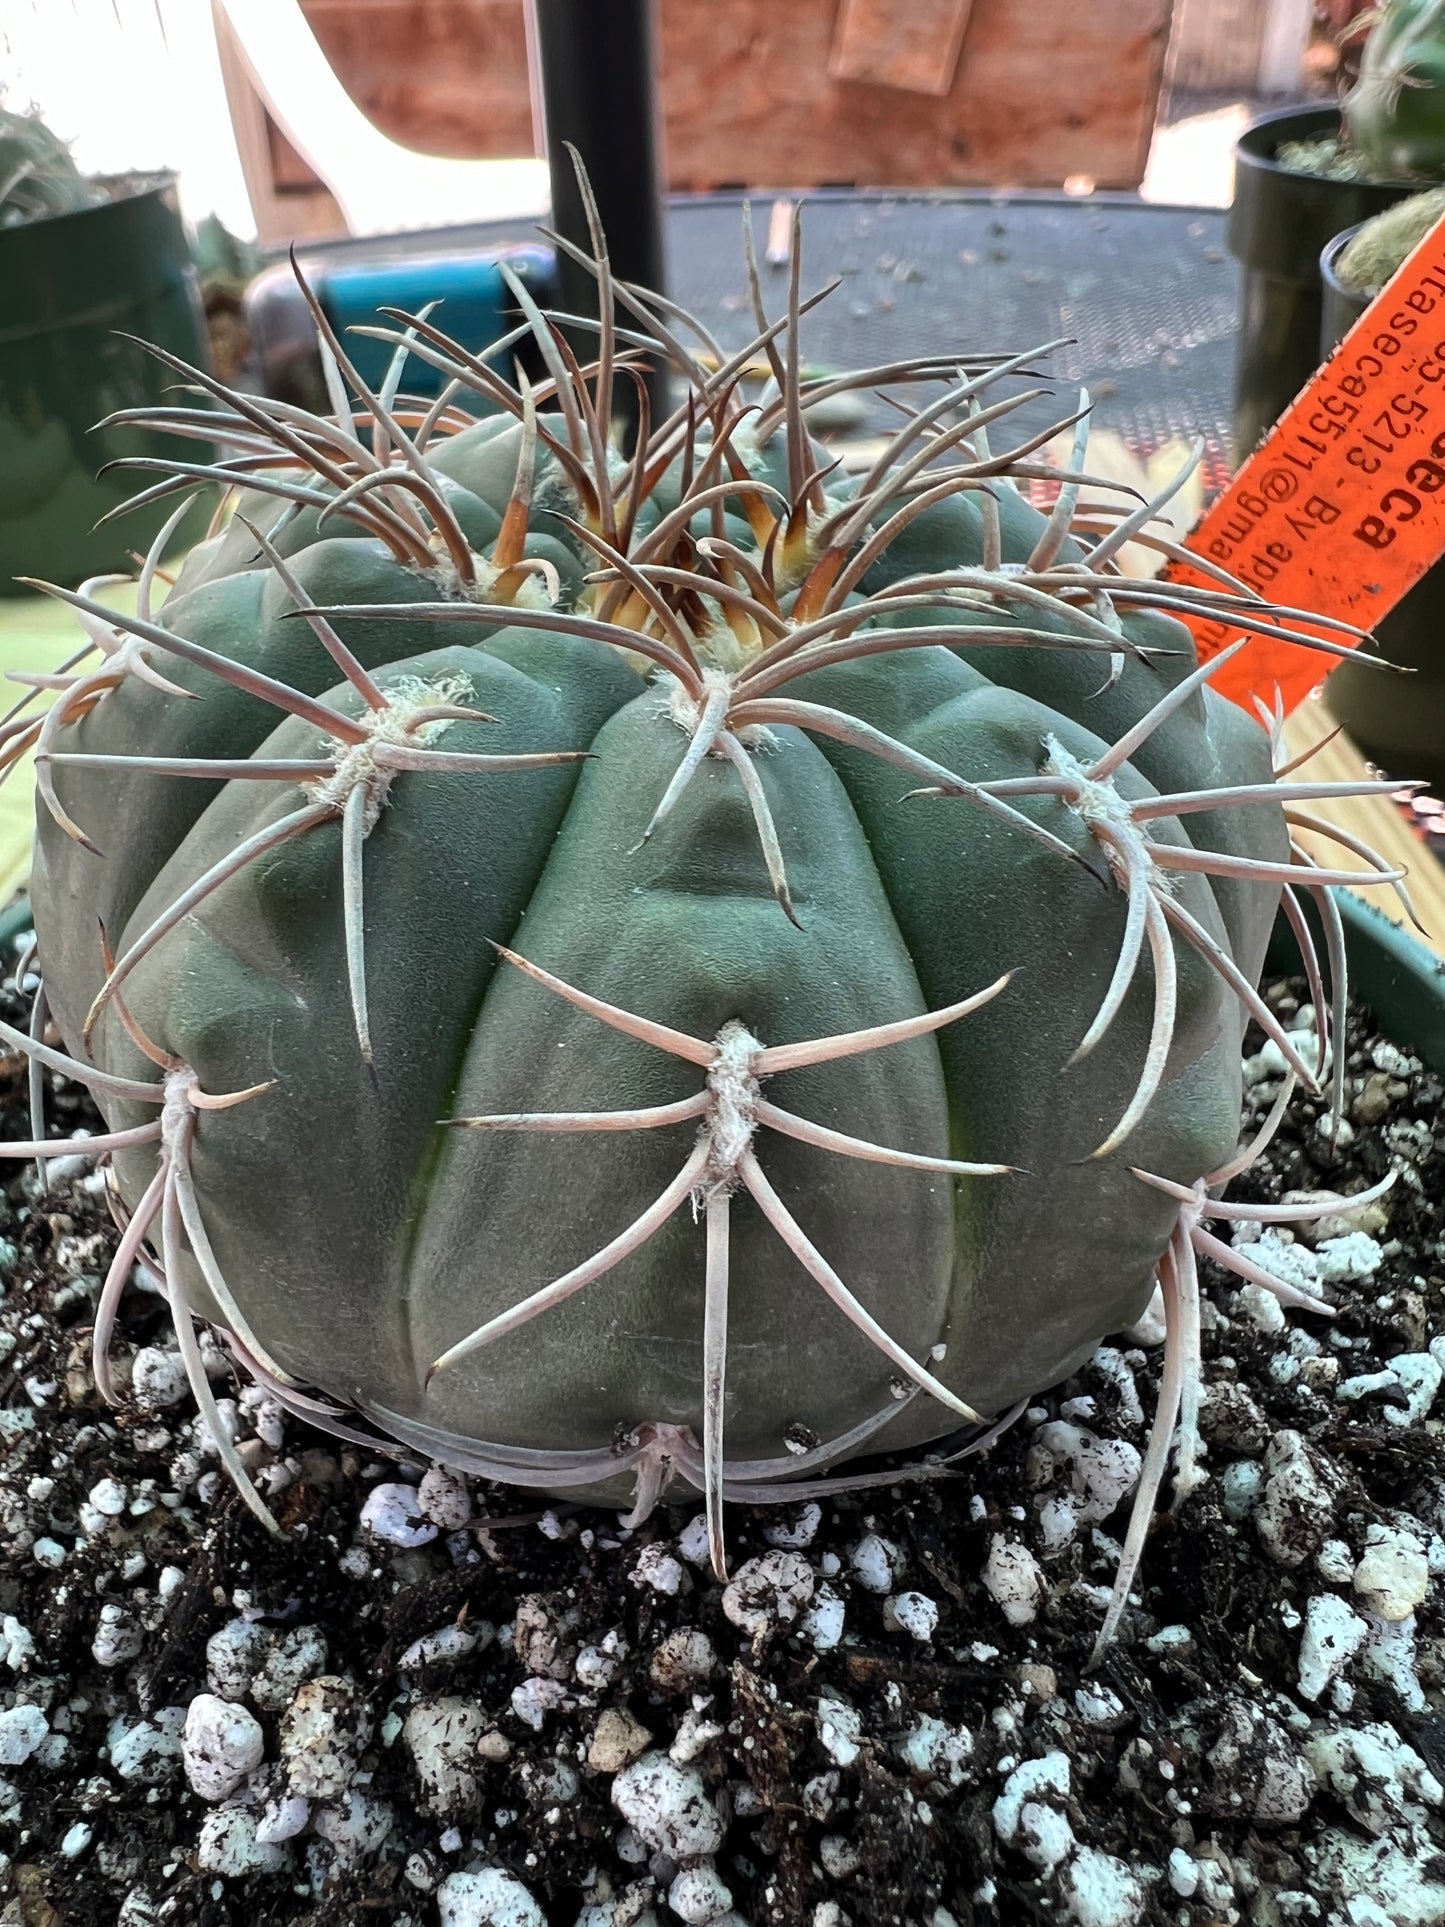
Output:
431,944,1013,1573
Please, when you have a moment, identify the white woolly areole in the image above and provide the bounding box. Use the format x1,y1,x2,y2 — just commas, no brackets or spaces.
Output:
1042,733,1173,898
305,674,474,831
664,668,775,750
699,1019,763,1195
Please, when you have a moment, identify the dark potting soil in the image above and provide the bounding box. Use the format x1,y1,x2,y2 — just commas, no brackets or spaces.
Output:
0,954,1442,1927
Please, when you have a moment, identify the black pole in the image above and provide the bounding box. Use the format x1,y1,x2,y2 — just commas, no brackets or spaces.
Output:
533,0,668,430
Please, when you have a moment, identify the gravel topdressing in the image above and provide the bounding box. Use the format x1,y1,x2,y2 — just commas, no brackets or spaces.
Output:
0,950,1442,1927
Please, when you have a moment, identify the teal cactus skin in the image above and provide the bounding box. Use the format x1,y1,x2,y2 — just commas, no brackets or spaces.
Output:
1345,0,1445,181
1,207,1404,1650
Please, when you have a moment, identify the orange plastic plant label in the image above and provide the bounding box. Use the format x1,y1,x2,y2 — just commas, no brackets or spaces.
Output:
1168,213,1445,713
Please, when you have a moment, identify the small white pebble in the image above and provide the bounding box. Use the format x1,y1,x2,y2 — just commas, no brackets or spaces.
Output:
675,1516,712,1566
87,1477,127,1518
848,1532,901,1594
312,1787,393,1867
255,1794,310,1844
1297,1593,1369,1701
895,1713,973,1787
417,1464,472,1531
1316,1539,1356,1585
91,1604,142,1669
816,1696,863,1768
610,1750,725,1858
437,1868,546,1927
206,1620,270,1702
762,1503,822,1549
1,1618,35,1673
799,1587,846,1653
981,1537,1045,1627
131,1348,188,1411
1167,1848,1199,1899
992,1752,1073,1875
883,1591,939,1642
510,1678,568,1732
1033,1423,1141,1524
59,1821,92,1859
1338,1370,1401,1404
668,1863,734,1924
1237,1284,1286,1334
250,1625,328,1714
182,1694,265,1802
1315,1232,1384,1284
1360,1611,1427,1712
820,1834,862,1878
1386,1351,1442,1427
1144,1625,1193,1656
360,1482,437,1548
32,1539,65,1571
196,1807,290,1878
1072,1684,1126,1727
0,1705,49,1766
1354,1525,1430,1621
106,1708,184,1784
280,1676,368,1801
404,1851,437,1891
398,1622,484,1673
630,1543,686,1596
403,1697,489,1815
722,1550,814,1637
1060,1845,1146,1927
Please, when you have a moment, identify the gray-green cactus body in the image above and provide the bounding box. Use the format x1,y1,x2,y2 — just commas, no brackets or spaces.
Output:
31,517,1282,1492
23,264,1304,1520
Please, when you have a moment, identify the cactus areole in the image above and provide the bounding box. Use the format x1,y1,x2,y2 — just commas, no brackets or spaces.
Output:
5,192,1403,1633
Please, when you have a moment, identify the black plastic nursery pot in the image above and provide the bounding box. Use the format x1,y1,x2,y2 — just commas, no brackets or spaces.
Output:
0,174,213,596
1315,226,1445,792
1228,104,1417,462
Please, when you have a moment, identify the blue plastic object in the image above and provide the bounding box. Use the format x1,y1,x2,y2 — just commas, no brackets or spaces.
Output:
245,241,556,419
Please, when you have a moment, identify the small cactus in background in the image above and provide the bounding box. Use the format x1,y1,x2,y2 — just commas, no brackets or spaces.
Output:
0,104,98,229
1336,182,1445,289
0,189,1407,1649
1345,0,1445,181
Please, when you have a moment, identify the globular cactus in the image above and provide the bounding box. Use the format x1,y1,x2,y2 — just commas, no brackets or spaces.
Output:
1,196,1402,1651
1345,0,1445,181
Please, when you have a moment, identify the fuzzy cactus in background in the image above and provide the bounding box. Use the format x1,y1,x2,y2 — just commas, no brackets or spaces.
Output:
1336,182,1445,289
0,104,98,228
1345,0,1445,181
0,190,1404,1651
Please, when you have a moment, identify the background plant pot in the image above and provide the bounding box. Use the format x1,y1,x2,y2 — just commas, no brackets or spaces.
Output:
1228,104,1416,462
1314,225,1445,790
1266,889,1445,1075
0,175,212,596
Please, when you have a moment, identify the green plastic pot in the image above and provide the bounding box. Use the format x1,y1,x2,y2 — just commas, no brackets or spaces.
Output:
1228,105,1417,462
0,174,212,595
1316,225,1445,791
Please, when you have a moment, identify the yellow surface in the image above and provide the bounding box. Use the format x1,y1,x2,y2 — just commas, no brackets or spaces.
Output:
0,575,155,907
